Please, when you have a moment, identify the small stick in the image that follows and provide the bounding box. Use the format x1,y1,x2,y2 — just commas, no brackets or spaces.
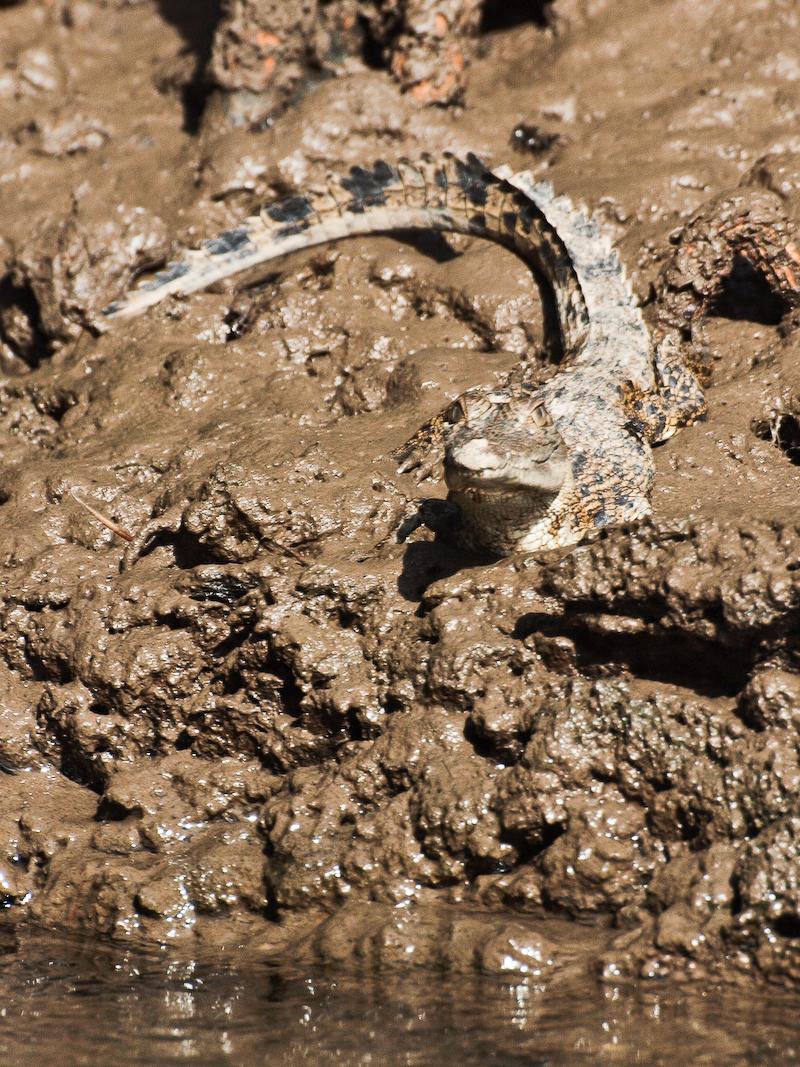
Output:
70,489,135,543
259,535,309,566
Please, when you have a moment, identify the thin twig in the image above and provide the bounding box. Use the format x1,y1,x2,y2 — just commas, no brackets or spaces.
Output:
70,489,135,543
260,535,309,566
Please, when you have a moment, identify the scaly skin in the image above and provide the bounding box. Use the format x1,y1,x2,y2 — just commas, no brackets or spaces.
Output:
102,153,706,555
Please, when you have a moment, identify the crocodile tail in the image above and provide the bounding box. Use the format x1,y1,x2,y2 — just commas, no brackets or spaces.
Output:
100,154,588,358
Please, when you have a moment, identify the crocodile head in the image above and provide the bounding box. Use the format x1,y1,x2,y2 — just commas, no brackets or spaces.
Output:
443,386,568,494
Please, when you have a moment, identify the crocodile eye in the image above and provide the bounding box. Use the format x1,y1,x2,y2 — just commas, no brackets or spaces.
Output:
445,397,467,425
531,401,550,428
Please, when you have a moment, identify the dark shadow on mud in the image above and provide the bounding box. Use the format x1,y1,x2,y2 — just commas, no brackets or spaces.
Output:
514,609,755,698
480,0,555,32
710,252,785,325
156,0,223,131
157,0,222,55
0,274,48,372
397,499,497,600
398,539,489,601
394,231,461,263
771,413,800,465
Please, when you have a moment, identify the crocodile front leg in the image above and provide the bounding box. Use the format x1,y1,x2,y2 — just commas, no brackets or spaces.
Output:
622,333,707,445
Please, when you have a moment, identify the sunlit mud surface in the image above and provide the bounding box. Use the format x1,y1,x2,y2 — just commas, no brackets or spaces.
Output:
1,932,799,1066
3,2,800,1055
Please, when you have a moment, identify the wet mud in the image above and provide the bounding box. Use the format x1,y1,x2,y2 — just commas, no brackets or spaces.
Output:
1,0,800,994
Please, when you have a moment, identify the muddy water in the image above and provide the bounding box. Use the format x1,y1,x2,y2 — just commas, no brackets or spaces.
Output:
0,932,798,1066
2,0,800,1058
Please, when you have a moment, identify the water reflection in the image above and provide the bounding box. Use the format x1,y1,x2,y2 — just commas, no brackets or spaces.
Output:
0,930,798,1065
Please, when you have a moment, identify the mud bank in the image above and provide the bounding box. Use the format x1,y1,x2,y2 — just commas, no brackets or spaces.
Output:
1,0,800,988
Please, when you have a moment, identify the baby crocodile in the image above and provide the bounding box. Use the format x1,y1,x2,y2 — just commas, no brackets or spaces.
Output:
102,153,706,554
